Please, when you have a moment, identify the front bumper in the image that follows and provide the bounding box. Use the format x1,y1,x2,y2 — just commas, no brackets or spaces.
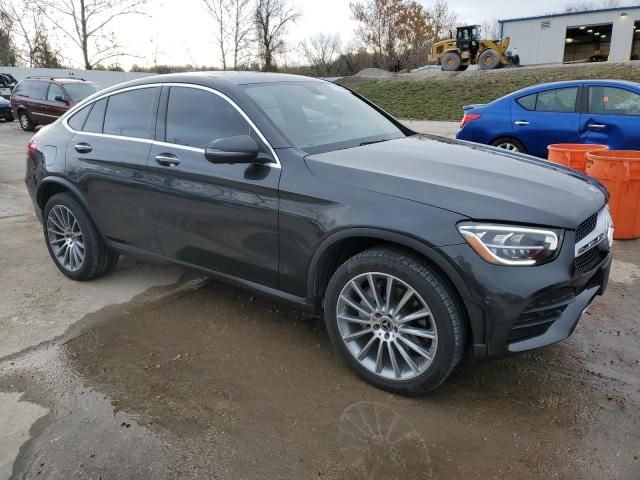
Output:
439,233,612,356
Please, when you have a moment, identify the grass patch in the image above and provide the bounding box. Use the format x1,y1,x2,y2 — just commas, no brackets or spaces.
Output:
338,63,640,121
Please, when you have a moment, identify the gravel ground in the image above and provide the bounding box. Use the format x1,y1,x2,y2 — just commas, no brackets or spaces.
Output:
0,119,639,480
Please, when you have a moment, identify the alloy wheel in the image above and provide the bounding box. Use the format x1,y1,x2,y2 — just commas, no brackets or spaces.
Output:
496,142,520,152
20,113,29,130
336,272,438,381
46,205,85,272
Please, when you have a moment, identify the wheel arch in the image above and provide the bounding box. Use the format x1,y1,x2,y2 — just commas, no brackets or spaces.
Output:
308,228,486,353
36,177,90,213
308,228,472,305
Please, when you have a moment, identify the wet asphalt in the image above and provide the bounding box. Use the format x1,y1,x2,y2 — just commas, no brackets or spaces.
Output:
1,119,639,479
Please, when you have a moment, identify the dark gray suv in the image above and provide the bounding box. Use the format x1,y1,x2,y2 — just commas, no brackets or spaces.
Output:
25,72,613,394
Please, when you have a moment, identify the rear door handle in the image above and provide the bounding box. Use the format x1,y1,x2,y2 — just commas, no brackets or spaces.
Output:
155,154,180,167
514,121,530,126
74,143,92,153
588,123,606,129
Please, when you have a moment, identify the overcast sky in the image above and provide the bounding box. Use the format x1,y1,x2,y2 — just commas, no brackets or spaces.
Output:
80,0,616,68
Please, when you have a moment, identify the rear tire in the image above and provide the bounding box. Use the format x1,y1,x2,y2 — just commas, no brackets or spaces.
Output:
324,248,466,395
441,52,462,72
478,49,500,70
491,137,526,153
43,193,114,281
18,110,35,131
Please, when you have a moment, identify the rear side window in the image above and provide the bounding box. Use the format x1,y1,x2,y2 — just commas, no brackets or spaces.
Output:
516,87,578,113
165,87,251,148
68,105,91,130
29,81,49,100
535,88,578,113
516,93,536,111
83,98,107,133
103,87,159,139
588,86,640,116
13,81,30,97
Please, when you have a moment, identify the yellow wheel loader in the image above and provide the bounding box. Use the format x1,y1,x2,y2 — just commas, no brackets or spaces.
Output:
430,25,515,72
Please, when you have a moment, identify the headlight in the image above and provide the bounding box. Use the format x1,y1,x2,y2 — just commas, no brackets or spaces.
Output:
458,223,562,266
605,206,614,248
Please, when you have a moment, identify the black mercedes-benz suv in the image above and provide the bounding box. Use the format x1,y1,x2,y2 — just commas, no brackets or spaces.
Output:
25,72,613,394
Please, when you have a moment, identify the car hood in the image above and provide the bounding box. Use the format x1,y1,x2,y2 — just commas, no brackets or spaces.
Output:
304,135,606,229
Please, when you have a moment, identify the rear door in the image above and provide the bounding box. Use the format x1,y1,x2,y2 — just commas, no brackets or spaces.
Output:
26,80,50,123
511,85,581,157
65,86,162,252
579,85,640,149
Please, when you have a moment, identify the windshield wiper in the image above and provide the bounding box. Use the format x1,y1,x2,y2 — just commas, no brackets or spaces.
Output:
359,139,388,146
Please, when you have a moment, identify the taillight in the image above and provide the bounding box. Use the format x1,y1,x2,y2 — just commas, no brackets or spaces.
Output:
460,113,481,129
27,139,37,158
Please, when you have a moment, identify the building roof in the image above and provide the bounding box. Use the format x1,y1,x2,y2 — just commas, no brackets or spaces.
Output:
499,5,640,24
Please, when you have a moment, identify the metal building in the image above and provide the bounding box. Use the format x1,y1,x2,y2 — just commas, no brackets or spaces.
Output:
499,6,640,65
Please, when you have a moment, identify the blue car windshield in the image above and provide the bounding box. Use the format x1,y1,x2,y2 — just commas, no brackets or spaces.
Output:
242,81,405,154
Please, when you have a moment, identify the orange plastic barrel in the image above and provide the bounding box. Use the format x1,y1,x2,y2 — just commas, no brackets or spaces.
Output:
586,150,640,240
548,144,609,173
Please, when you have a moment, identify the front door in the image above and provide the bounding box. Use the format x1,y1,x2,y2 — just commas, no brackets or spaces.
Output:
511,86,581,157
579,84,640,150
149,85,281,288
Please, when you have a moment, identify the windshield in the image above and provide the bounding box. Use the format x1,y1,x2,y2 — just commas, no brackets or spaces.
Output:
242,81,405,154
64,83,101,102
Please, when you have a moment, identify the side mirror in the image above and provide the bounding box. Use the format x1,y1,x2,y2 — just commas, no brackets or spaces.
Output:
204,135,263,165
54,95,68,104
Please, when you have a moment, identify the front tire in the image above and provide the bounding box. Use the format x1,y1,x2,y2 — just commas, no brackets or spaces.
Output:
478,49,500,70
324,248,466,395
43,193,116,281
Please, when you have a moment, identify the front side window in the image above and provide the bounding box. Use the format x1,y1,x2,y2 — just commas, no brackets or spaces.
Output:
103,88,159,139
165,87,251,148
535,87,578,113
47,84,65,102
243,81,405,154
589,86,640,116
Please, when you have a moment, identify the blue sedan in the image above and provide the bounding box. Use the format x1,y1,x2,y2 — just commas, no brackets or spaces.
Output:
456,80,640,158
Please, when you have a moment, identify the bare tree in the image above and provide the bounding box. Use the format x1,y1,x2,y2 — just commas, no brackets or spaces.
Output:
255,0,300,72
0,3,19,66
2,0,62,67
202,0,228,69
30,0,146,70
426,0,457,42
481,18,500,40
229,0,253,69
563,0,620,12
299,33,341,76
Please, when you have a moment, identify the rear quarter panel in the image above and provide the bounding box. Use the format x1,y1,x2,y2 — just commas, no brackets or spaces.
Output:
456,101,514,145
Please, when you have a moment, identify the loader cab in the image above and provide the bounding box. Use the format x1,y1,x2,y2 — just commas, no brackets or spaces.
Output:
457,25,481,59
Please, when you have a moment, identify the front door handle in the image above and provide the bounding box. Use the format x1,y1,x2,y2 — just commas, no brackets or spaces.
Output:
514,121,530,126
588,123,606,129
74,143,92,153
155,154,180,167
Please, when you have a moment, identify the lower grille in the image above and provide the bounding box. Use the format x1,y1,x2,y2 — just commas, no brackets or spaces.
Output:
508,288,575,343
575,247,607,274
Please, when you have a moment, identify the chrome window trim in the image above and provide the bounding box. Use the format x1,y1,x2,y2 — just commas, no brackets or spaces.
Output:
575,207,610,257
61,82,281,168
